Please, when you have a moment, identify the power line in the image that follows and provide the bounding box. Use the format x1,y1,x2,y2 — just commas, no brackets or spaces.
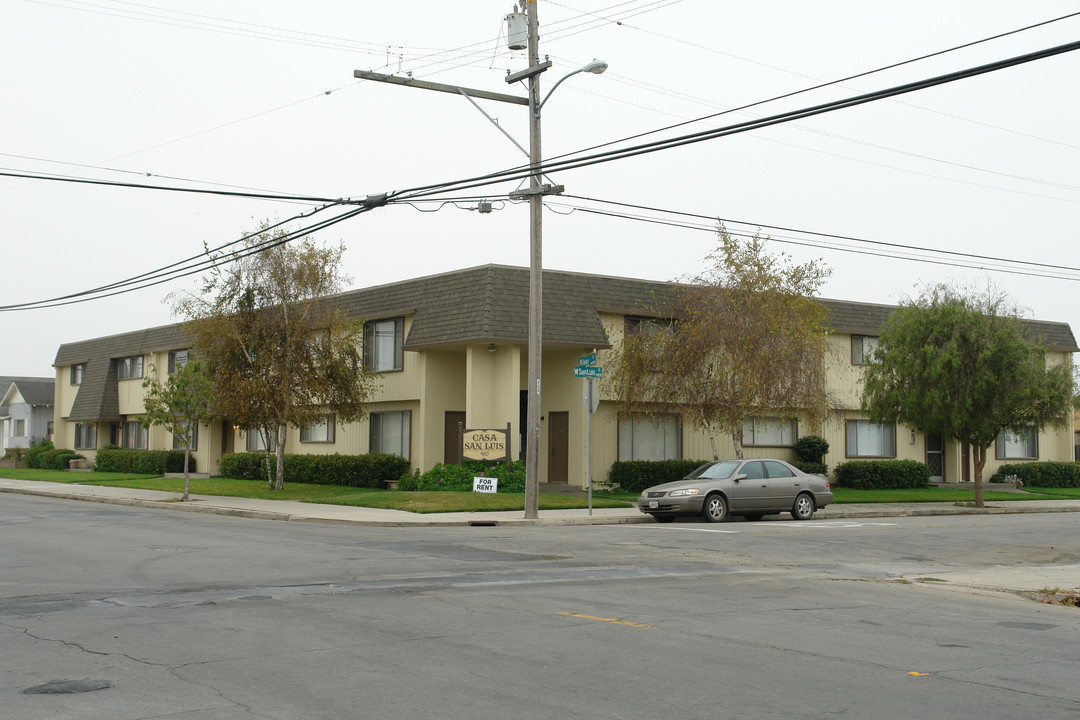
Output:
386,40,1080,201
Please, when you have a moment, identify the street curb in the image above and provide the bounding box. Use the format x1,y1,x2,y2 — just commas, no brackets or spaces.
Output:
2,484,1078,527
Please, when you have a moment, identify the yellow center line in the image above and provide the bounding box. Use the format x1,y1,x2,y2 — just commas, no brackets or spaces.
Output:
559,612,657,629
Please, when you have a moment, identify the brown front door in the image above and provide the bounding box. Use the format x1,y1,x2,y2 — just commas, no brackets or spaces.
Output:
445,412,466,464
548,411,569,484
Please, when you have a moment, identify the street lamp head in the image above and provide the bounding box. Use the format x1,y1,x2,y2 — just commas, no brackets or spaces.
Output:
582,59,608,75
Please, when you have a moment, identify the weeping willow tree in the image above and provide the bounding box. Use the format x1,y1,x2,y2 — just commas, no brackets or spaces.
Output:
609,227,832,460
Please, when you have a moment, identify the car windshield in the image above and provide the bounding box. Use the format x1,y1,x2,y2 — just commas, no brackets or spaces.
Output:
686,461,741,480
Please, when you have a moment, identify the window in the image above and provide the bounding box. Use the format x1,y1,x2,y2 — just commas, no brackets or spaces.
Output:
121,420,147,449
625,316,674,368
743,418,797,447
172,421,198,451
851,335,879,365
168,349,190,374
245,429,275,452
74,423,97,450
370,411,411,460
364,318,404,372
618,413,681,461
763,460,795,478
117,355,144,380
997,427,1037,459
300,415,336,443
845,420,896,457
13,419,26,437
70,364,85,385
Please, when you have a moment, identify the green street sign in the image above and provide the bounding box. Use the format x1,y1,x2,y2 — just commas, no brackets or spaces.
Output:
573,366,603,378
578,353,597,367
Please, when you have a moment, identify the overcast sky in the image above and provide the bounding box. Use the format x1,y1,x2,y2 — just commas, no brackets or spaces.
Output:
4,0,1079,377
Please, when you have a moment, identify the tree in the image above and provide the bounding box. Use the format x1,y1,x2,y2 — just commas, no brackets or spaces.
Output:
610,227,833,459
173,225,378,490
861,284,1073,507
141,358,216,501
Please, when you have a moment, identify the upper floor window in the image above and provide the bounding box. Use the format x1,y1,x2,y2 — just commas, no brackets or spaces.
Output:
70,363,85,385
618,413,681,461
300,415,336,443
996,426,1037,460
851,335,879,365
117,356,144,380
364,318,404,372
168,349,190,374
845,420,896,458
742,417,797,447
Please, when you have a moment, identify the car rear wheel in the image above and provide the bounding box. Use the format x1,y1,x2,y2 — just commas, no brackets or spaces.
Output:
652,514,676,523
701,494,728,523
791,493,815,521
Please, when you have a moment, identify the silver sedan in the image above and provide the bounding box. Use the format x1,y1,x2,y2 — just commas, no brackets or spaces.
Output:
636,459,833,523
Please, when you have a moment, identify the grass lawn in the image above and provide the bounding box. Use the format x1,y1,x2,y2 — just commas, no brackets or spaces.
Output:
4,469,1078,511
832,486,1080,503
0,469,632,513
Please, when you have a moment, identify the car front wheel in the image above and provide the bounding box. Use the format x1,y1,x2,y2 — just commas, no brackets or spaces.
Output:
701,494,728,523
791,493,815,521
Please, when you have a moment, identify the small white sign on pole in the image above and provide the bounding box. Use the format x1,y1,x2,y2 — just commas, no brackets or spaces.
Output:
472,476,498,493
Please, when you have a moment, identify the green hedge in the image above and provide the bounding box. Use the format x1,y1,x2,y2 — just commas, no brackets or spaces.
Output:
792,461,828,476
990,462,1080,487
217,452,409,488
94,449,194,474
833,460,930,489
399,461,525,493
607,460,709,494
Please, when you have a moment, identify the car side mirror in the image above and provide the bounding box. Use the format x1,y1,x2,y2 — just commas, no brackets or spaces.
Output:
733,473,747,482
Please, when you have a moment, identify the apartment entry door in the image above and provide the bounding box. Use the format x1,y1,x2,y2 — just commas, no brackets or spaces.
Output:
547,411,569,484
445,412,466,464
926,433,944,482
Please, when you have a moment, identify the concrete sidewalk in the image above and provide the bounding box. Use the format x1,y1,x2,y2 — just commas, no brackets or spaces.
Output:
2,476,1079,527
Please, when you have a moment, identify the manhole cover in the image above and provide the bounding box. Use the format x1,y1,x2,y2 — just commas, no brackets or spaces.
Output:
23,679,111,694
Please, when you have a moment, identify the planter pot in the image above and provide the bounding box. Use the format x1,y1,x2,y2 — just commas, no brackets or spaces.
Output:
385,480,399,490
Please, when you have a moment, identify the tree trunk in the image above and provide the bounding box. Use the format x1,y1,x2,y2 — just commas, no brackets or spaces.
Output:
972,444,987,508
731,426,745,460
182,446,192,501
708,434,720,461
273,423,287,491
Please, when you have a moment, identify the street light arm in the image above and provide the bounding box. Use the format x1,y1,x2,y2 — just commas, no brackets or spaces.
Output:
537,60,608,114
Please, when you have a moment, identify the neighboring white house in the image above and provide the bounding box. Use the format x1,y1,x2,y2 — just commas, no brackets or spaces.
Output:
1,376,55,453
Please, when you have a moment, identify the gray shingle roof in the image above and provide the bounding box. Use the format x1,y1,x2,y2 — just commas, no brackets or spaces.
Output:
50,265,1078,421
0,376,54,407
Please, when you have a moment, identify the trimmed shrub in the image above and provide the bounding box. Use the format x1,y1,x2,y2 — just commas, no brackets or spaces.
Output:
607,460,709,494
54,452,85,470
412,461,525,493
94,449,194,474
794,435,829,464
26,440,55,469
792,461,828,476
833,460,930,489
990,462,1080,488
217,452,409,488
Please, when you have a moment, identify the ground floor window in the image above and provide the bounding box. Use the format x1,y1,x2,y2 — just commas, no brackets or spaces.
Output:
245,429,275,452
300,415,336,443
618,413,681,461
370,411,411,460
742,417,796,447
996,426,1037,460
172,422,199,451
121,420,147,450
74,423,97,450
845,420,895,458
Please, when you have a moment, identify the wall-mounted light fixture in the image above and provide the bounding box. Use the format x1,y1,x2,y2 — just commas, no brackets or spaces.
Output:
488,343,496,353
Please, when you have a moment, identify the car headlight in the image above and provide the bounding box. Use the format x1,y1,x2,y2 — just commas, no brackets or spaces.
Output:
668,488,700,497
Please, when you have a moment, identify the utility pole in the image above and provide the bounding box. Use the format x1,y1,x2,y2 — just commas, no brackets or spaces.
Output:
354,2,603,520
523,0,543,520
